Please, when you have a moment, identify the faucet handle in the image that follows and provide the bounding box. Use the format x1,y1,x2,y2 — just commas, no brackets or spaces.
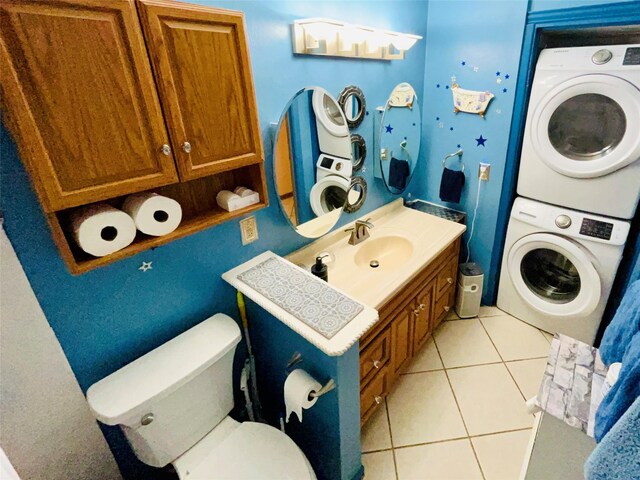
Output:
359,218,374,228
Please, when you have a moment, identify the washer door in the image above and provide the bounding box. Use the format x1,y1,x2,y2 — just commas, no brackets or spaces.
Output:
309,176,349,217
508,233,601,317
531,74,640,178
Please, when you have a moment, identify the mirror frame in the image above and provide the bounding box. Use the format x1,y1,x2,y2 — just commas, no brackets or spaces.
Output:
351,134,366,172
338,85,367,129
344,176,367,213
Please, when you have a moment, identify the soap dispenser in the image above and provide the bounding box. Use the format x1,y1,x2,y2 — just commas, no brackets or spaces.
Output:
311,255,328,282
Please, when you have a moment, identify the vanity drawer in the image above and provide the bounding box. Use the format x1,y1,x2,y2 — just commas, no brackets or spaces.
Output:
360,365,390,426
434,286,455,327
360,328,391,385
436,259,457,297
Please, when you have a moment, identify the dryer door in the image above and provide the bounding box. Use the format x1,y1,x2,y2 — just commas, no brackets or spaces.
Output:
531,74,640,178
309,176,349,217
508,233,601,317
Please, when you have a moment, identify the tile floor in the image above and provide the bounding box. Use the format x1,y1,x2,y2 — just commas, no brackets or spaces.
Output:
361,307,552,480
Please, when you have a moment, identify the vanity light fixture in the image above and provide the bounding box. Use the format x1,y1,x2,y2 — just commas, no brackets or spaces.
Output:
292,18,422,61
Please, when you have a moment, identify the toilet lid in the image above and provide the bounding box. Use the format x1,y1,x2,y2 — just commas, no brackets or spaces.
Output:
173,421,314,480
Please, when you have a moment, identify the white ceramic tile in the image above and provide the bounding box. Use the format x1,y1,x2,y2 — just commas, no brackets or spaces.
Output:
447,363,534,436
405,336,443,373
472,430,532,480
387,371,467,446
481,315,552,361
395,439,483,480
362,399,392,452
362,450,397,480
445,310,460,321
506,358,548,400
433,319,501,368
478,306,504,317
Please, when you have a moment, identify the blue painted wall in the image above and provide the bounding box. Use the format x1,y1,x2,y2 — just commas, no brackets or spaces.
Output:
412,0,529,304
0,1,427,478
528,0,637,12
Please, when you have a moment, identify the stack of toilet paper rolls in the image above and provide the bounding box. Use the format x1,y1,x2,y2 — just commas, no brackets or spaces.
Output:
216,186,260,212
71,193,182,257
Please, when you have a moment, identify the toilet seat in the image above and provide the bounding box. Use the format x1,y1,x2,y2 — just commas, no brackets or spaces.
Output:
173,417,315,480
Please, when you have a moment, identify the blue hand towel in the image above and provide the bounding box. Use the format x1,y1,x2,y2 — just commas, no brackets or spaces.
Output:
586,396,640,480
599,280,640,365
594,331,640,441
439,167,465,203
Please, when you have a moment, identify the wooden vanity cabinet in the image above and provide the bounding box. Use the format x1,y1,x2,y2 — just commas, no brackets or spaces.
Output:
137,1,264,181
359,238,460,425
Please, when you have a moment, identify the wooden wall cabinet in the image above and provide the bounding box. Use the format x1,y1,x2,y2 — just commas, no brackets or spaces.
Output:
0,0,267,274
359,238,460,425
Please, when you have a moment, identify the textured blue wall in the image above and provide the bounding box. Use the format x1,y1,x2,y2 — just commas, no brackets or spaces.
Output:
0,1,427,478
412,0,529,304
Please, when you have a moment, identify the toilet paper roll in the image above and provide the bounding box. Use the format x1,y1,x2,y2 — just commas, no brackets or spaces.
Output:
216,190,242,212
71,204,137,257
284,369,322,423
233,186,255,198
122,193,182,236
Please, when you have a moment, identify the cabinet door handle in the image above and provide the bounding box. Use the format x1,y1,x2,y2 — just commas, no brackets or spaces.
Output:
161,144,171,156
419,303,427,310
182,141,192,153
374,395,383,405
373,360,382,369
443,306,450,312
447,277,453,284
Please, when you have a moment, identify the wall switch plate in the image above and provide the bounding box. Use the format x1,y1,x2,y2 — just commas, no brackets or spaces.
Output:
479,163,491,181
240,216,258,245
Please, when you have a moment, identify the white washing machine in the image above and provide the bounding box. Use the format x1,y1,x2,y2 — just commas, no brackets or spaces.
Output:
518,44,640,219
309,154,352,216
497,197,630,345
312,89,351,159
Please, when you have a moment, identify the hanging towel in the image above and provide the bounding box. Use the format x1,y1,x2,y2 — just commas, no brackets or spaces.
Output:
388,157,410,190
599,280,640,365
585,396,640,480
594,331,640,441
439,167,465,203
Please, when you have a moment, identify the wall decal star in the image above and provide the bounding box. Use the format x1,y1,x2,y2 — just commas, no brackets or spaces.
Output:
503,88,508,93
496,71,501,76
449,127,454,131
436,116,440,121
139,261,153,272
473,66,479,72
436,83,440,88
496,78,502,84
385,124,393,133
461,61,466,66
457,144,461,148
445,85,449,89
438,122,444,129
505,74,510,79
361,166,367,173
476,135,487,147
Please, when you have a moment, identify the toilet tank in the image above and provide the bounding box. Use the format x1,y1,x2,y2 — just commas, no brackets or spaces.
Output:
86,314,241,468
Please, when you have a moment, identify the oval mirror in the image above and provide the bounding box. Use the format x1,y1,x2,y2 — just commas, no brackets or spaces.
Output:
379,82,421,194
338,85,367,128
351,134,366,172
273,87,353,238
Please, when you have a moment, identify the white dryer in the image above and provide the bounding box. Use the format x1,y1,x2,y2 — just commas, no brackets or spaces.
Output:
309,154,352,217
518,44,640,219
497,197,629,345
312,89,351,159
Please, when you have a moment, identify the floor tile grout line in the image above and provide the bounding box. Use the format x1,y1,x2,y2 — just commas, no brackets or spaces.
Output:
468,427,533,439
384,399,400,480
432,334,487,480
401,355,549,376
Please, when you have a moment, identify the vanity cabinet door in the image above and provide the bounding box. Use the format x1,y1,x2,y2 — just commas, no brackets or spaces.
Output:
413,281,435,352
137,0,263,181
391,303,414,376
0,0,178,211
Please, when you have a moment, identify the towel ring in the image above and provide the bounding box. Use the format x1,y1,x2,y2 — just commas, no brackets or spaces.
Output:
443,149,464,172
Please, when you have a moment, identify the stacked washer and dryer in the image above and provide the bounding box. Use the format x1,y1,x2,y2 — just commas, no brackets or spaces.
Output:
497,44,640,345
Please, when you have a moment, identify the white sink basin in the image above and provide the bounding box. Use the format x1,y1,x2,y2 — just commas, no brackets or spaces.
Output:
354,235,414,271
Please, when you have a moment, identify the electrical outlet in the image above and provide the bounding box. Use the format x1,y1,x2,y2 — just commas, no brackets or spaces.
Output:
479,162,491,181
240,216,258,245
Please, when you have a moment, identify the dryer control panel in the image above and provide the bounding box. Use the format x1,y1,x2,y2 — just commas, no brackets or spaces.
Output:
623,47,640,66
579,218,614,240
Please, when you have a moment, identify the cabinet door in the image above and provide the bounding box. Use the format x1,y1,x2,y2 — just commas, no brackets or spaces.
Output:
391,304,414,376
413,281,435,352
0,0,178,211
137,1,264,181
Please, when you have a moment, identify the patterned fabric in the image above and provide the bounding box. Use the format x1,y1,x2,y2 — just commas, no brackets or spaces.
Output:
237,257,363,339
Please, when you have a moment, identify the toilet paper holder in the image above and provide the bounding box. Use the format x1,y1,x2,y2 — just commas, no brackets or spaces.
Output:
310,378,336,398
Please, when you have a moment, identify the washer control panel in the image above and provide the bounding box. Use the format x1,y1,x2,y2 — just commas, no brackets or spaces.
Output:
623,47,640,66
579,218,614,240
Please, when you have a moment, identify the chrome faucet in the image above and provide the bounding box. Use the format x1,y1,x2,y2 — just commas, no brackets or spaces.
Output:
346,218,374,245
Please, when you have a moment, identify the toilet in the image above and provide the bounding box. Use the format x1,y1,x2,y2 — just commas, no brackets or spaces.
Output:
86,314,316,479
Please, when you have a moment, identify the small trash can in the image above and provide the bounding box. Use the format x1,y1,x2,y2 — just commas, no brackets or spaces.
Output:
455,262,483,318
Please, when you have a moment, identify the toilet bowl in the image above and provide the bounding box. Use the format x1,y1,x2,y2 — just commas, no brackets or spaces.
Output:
86,314,316,480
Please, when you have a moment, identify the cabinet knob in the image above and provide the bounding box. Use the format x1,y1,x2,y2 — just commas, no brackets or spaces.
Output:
414,309,420,316
182,141,192,153
419,303,427,311
374,395,383,405
373,360,382,369
141,413,154,426
447,277,453,284
161,144,171,156
443,306,450,312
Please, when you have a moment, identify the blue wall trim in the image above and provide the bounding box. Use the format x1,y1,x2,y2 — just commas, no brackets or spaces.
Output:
486,1,640,304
